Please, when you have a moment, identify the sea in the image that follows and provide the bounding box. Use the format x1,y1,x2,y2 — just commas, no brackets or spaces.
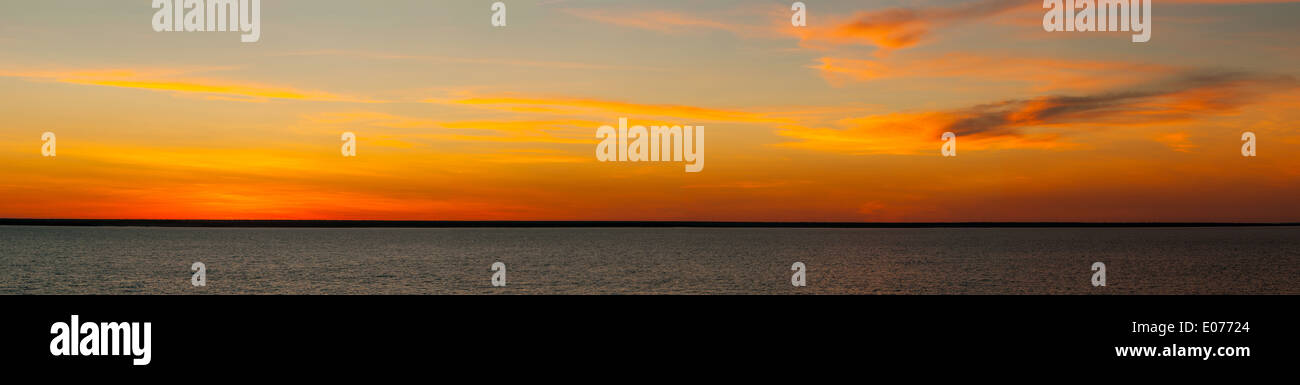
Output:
1,226,1297,294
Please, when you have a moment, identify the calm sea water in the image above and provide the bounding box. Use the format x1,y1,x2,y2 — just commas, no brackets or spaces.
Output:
1,226,1297,294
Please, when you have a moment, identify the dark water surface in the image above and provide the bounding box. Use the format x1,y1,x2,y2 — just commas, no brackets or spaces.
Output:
2,226,1297,294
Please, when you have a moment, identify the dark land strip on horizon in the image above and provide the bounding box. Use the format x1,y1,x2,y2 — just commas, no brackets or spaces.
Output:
1,219,1298,228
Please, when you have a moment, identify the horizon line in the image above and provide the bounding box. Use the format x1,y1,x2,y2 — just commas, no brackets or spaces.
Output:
1,219,1298,228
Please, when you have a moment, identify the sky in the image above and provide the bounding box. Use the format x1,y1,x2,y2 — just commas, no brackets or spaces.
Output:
1,0,1297,222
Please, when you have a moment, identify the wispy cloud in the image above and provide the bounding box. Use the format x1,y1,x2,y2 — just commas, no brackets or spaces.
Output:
811,53,1178,92
1154,132,1199,152
777,71,1297,155
786,0,1030,52
430,94,786,124
563,8,772,37
295,111,598,146
0,67,382,103
274,49,665,72
1164,0,1298,3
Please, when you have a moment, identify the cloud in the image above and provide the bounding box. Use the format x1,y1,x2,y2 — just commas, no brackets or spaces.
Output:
811,53,1178,92
1163,0,1298,3
431,94,786,124
1154,132,1198,152
777,70,1297,155
0,67,380,103
295,111,600,146
787,0,1030,52
681,180,804,190
273,50,665,72
563,8,770,37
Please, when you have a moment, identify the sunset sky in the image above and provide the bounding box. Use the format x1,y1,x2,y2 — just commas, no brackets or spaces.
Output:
1,0,1297,221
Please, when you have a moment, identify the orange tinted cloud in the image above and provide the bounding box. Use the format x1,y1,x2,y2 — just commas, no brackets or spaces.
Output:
0,67,378,103
811,53,1178,92
1154,131,1198,152
274,49,665,72
564,8,766,37
778,71,1297,154
777,111,1073,155
294,111,599,146
788,0,1029,51
435,95,785,124
1164,0,1297,3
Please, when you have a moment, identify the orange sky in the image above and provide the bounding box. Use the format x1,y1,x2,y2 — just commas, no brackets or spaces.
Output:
1,0,1298,222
